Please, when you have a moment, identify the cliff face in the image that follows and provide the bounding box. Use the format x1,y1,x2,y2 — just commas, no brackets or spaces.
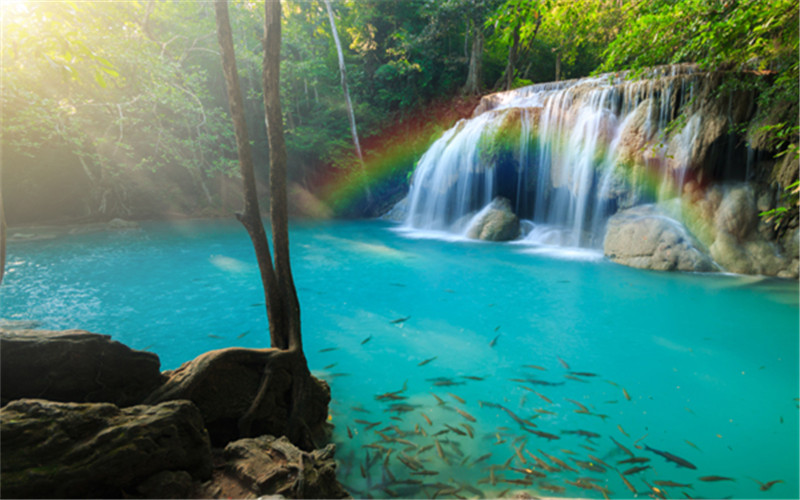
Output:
397,65,798,277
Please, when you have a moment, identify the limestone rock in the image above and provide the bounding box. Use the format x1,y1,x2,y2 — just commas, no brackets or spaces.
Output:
0,399,212,499
714,186,758,241
465,197,520,241
107,218,140,229
0,329,165,407
199,435,349,499
145,347,331,448
604,206,716,272
381,195,409,222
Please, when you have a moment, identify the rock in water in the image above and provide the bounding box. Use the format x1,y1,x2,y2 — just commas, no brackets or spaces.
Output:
604,205,716,272
0,329,165,407
197,435,348,499
466,197,520,241
145,347,331,448
0,399,212,499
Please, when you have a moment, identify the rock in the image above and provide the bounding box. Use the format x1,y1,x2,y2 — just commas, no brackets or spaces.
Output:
604,205,716,272
145,347,331,448
714,186,758,241
710,231,788,275
465,197,520,241
0,399,212,499
381,195,409,222
1,329,165,407
196,435,348,499
137,470,194,499
107,218,140,229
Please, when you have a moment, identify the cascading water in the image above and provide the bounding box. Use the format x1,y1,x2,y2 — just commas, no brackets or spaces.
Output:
400,65,715,248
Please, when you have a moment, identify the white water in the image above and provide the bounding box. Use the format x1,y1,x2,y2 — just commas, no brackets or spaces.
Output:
402,65,704,248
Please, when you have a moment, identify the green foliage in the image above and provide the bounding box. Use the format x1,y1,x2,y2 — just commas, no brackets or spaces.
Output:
760,180,799,229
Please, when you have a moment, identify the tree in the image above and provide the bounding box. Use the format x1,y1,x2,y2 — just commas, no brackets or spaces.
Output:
488,0,544,90
214,0,319,449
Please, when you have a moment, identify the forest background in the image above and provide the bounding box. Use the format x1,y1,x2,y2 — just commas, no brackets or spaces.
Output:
1,0,797,225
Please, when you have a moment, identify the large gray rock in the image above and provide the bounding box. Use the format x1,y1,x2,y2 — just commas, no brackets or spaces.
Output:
0,399,212,499
1,329,165,407
197,435,349,499
145,347,331,448
604,206,716,272
465,197,520,241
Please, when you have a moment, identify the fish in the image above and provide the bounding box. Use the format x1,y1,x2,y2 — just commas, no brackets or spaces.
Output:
557,356,570,369
750,478,783,491
490,334,500,347
494,325,501,331
654,480,694,489
433,380,465,386
538,449,577,472
571,458,605,473
526,451,560,472
418,356,437,366
684,439,701,451
698,475,735,482
361,335,373,345
528,429,560,441
396,454,421,471
411,470,439,476
509,467,546,478
617,424,629,437
318,347,338,353
444,423,467,436
447,392,466,404
565,399,590,412
432,429,450,437
579,444,596,452
472,453,492,465
564,375,590,383
524,364,547,371
420,413,433,426
384,403,419,413
434,439,447,462
534,408,557,415
461,375,485,381
460,423,474,438
236,330,251,339
610,436,634,457
561,429,601,439
623,465,651,475
513,443,527,463
207,334,224,339
617,457,650,464
323,363,338,370
502,478,533,486
430,393,446,405
347,426,354,439
588,454,611,468
618,470,637,494
623,387,631,401
643,444,697,469
534,391,552,404
454,407,477,422
560,449,576,455
570,371,598,377
539,483,566,494
390,315,411,324
351,405,370,413
565,479,595,490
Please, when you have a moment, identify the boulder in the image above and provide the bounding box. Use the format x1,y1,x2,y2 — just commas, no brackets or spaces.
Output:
465,197,520,241
145,347,331,448
604,206,716,272
0,399,212,499
197,435,349,499
1,329,165,407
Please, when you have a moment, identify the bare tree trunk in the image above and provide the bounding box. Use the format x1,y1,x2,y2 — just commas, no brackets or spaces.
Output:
323,0,373,204
462,20,484,95
555,50,561,82
504,21,520,91
262,0,302,353
213,0,284,349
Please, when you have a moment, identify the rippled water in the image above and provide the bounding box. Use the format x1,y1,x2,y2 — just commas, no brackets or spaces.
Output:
2,219,797,499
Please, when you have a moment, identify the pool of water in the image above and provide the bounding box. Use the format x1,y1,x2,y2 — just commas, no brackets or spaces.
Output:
2,219,798,499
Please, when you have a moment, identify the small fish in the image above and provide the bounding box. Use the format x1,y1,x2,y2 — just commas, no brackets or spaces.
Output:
433,380,465,386
654,480,693,489
529,429,560,441
623,465,651,475
565,399,590,412
494,325,501,331
444,423,467,436
617,424,629,437
570,371,598,377
524,364,547,371
347,426,354,439
418,356,437,366
460,423,474,438
534,391,552,404
318,347,338,352
565,375,590,383
565,478,595,490
539,482,566,494
411,470,439,476
750,478,783,491
461,375,485,381
557,356,570,369
698,475,735,482
430,393,446,405
361,335,373,345
454,407,477,422
502,478,533,486
420,413,432,426
534,408,557,415
571,458,605,473
643,444,697,469
538,449,577,472
588,454,611,468
617,457,650,464
623,387,631,401
579,444,597,452
390,315,411,324
560,449,576,455
509,466,546,478
236,330,251,339
448,392,466,404
561,429,601,439
434,439,446,461
323,363,338,370
472,453,492,465
207,334,224,339
490,334,500,347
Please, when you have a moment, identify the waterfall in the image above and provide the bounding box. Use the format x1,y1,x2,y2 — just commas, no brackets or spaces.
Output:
401,65,714,248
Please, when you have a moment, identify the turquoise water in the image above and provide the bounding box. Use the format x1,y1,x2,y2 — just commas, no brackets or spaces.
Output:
2,219,798,499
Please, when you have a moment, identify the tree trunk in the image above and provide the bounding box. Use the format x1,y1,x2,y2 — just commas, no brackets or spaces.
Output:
213,0,283,349
555,50,561,82
262,0,302,353
323,0,373,204
462,20,484,95
504,21,520,91
0,178,6,286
